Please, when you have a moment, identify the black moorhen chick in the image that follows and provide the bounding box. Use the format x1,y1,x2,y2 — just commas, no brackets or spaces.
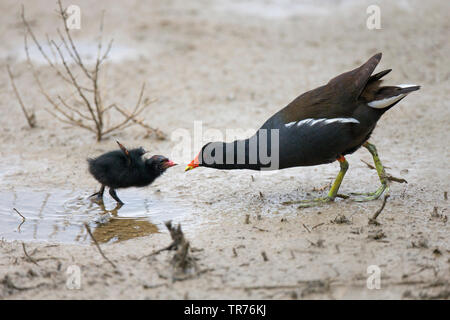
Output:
185,53,419,206
88,141,177,204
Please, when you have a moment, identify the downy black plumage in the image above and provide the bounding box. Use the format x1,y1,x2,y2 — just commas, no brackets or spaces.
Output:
88,141,176,204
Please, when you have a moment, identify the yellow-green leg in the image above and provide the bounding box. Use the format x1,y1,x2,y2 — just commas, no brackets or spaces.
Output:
282,156,349,208
352,141,389,202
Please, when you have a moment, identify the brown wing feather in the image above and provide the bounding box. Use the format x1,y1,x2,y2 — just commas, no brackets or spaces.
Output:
326,52,382,100
278,53,382,123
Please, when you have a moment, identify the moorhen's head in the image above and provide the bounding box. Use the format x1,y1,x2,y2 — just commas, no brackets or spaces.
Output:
185,140,275,171
185,142,229,171
145,155,177,174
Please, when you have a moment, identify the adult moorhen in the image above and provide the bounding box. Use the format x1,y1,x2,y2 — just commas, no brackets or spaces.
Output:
185,53,419,206
88,141,177,204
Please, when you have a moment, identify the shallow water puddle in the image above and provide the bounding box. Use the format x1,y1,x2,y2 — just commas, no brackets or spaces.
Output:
0,188,194,244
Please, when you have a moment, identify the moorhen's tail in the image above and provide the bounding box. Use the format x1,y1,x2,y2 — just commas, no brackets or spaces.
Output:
363,84,420,110
367,69,391,83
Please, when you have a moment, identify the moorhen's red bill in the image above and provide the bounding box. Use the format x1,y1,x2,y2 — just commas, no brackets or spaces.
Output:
88,141,177,204
185,53,420,206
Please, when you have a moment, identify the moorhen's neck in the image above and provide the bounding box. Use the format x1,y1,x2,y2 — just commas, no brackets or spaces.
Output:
200,130,279,171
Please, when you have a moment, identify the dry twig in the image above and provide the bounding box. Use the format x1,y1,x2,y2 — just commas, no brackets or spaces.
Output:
164,221,201,281
13,208,26,221
312,222,325,230
139,221,202,281
361,159,407,184
13,208,26,231
84,223,116,268
22,243,38,265
369,194,390,225
302,223,311,233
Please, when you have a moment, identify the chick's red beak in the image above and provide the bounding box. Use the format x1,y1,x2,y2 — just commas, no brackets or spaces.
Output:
185,153,200,172
163,160,177,169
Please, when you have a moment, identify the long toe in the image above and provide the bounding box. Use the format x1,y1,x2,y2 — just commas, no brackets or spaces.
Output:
352,185,389,202
297,197,334,208
282,196,334,208
282,156,349,208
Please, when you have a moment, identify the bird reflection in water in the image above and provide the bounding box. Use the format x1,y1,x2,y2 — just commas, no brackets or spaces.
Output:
90,201,159,244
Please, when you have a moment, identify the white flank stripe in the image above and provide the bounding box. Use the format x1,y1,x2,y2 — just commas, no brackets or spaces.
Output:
285,121,296,128
396,84,418,89
284,117,359,128
321,118,360,125
367,94,406,109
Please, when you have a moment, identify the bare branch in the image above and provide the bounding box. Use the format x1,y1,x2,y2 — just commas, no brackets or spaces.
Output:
25,34,90,132
25,34,61,111
100,39,113,63
56,95,94,122
45,107,95,132
45,33,58,64
112,104,165,139
50,39,101,131
21,5,92,91
56,28,80,68
56,0,93,80
21,5,57,72
96,11,106,67
6,65,36,128
25,33,97,135
92,10,108,130
20,1,164,141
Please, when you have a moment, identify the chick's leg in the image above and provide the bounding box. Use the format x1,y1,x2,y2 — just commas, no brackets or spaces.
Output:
89,185,105,202
109,188,124,205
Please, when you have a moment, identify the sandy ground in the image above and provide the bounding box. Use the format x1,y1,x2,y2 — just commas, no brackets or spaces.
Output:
0,0,449,299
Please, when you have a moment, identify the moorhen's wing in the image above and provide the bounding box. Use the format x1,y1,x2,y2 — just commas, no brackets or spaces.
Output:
272,53,383,125
276,117,362,168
